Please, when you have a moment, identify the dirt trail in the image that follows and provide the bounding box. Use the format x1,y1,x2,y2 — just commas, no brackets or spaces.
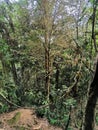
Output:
0,108,62,130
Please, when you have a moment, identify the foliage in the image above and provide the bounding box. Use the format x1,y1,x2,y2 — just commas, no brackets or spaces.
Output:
0,0,98,129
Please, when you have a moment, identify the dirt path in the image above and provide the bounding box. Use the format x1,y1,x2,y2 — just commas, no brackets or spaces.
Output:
0,108,62,130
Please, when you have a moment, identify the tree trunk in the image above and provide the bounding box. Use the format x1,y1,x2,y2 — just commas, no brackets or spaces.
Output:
84,59,98,130
39,0,51,101
92,0,98,52
76,25,79,39
10,61,18,86
45,47,50,100
55,64,59,89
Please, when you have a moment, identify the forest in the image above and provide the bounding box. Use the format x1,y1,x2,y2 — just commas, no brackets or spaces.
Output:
0,0,98,130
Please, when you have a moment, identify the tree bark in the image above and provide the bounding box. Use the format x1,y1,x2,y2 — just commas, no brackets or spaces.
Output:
45,42,50,100
84,59,98,130
92,0,98,52
42,0,51,101
10,61,18,86
55,66,59,89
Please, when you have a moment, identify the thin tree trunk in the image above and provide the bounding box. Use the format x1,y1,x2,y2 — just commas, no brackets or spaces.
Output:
76,25,79,39
55,64,59,89
39,0,51,101
92,0,97,52
45,47,50,101
10,61,18,86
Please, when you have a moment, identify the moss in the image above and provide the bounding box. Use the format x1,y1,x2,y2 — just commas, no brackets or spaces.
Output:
7,112,21,125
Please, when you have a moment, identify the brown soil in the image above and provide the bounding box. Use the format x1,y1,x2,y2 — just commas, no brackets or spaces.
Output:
0,108,62,130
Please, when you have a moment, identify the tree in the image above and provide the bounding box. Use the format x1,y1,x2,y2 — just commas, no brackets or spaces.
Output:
33,0,77,101
83,56,98,130
83,1,98,129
